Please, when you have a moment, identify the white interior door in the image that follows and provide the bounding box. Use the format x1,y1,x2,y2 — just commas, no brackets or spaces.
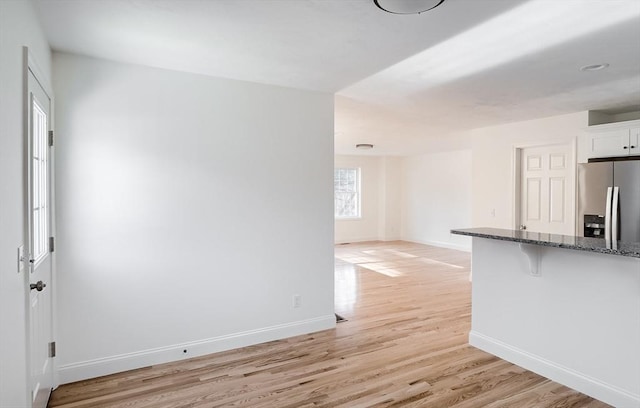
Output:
520,144,574,235
27,68,54,408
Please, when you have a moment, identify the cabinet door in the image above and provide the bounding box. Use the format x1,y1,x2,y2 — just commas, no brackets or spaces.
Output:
630,128,639,156
588,129,630,158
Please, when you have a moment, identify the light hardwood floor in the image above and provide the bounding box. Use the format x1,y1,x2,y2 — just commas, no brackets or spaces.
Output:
49,241,610,407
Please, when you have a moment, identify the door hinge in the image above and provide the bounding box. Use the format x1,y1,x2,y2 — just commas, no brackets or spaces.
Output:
48,341,56,358
49,236,55,253
48,130,54,147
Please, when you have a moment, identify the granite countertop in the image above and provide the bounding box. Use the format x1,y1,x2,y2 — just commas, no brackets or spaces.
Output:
451,227,640,259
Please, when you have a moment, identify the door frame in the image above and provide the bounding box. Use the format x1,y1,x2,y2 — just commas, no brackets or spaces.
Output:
23,46,58,403
511,139,577,234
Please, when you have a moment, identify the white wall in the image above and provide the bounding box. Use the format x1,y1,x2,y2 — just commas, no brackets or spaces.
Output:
397,113,588,251
0,1,52,406
470,112,588,229
378,157,402,241
53,53,335,383
401,150,472,251
334,155,402,243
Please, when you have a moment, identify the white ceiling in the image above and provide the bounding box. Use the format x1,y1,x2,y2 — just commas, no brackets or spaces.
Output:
34,0,640,156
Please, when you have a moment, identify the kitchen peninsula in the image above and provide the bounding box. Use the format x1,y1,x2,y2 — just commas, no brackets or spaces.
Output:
451,228,640,408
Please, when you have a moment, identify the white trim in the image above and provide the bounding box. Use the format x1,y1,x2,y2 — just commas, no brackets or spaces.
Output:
57,315,336,385
334,236,380,244
511,146,521,230
403,238,471,253
334,237,466,250
570,138,578,236
469,331,640,408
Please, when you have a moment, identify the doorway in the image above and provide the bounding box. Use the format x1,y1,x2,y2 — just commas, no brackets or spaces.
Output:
515,143,575,235
25,49,55,408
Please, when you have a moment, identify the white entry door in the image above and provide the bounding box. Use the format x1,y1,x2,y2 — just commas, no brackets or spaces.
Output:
27,68,54,408
520,144,574,235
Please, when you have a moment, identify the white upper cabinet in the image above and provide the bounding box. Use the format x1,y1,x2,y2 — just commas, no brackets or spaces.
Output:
630,128,639,155
586,120,640,159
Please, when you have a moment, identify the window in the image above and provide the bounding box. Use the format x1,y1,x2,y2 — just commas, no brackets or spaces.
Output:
334,168,360,218
31,97,49,264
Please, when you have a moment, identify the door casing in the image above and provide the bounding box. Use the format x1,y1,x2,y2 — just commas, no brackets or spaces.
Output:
23,46,57,407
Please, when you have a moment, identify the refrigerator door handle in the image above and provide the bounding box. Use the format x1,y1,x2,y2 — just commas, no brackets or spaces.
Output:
605,187,613,241
611,186,620,241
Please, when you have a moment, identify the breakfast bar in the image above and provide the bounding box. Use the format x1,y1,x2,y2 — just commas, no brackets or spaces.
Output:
451,228,640,408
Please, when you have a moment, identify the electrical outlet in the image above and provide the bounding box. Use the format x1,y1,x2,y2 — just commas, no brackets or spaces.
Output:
293,295,302,309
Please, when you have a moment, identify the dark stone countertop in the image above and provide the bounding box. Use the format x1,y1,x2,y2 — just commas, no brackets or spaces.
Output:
451,227,640,259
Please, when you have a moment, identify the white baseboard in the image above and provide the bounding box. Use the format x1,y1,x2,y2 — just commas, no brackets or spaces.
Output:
334,237,402,245
404,238,471,252
334,237,379,244
334,237,471,252
469,331,640,408
58,315,336,385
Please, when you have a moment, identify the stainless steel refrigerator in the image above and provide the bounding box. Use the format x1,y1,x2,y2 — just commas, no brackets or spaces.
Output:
577,160,640,242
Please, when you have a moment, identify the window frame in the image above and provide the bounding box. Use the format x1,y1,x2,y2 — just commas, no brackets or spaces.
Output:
30,95,49,266
334,167,362,220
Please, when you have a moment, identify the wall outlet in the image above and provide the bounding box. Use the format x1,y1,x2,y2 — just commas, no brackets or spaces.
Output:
293,294,302,309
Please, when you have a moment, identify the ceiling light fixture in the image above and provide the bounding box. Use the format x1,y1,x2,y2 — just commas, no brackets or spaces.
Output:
356,143,374,150
580,63,610,72
373,0,446,15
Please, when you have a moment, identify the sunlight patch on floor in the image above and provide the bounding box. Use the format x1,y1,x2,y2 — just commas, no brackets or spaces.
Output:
358,263,404,277
418,257,465,269
362,249,418,259
334,254,382,264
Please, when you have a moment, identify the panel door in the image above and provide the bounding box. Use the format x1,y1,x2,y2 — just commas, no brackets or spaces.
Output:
27,69,54,408
520,144,574,235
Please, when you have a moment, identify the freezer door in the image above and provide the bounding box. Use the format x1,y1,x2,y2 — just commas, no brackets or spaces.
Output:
577,163,613,237
613,160,640,242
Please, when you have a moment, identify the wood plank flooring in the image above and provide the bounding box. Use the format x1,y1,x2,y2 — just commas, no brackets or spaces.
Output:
49,241,610,408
